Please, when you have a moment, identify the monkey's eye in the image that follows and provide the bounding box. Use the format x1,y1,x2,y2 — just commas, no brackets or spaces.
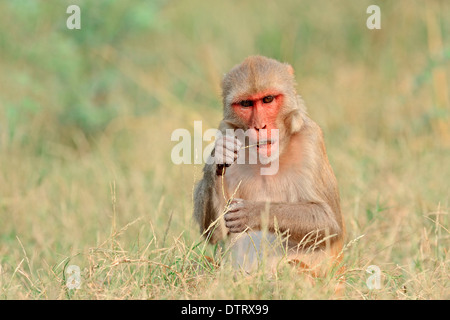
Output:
240,100,253,108
262,95,274,104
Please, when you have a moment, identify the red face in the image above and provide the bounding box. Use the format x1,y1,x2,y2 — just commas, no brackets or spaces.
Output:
232,91,283,157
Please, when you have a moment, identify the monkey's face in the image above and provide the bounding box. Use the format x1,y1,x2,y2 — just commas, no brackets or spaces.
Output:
231,91,284,158
221,56,303,162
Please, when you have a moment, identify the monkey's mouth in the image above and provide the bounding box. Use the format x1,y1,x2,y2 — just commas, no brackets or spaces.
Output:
256,139,278,156
256,140,273,147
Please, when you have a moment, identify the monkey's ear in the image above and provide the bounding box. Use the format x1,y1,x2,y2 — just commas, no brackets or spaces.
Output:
287,96,306,134
288,109,303,134
286,64,294,75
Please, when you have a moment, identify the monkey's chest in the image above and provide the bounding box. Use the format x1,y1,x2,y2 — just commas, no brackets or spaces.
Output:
224,166,302,203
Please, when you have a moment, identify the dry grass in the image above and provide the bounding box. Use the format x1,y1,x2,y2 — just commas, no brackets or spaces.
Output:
0,0,449,299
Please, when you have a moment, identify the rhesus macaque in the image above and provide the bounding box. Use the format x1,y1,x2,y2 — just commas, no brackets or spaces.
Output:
194,56,344,275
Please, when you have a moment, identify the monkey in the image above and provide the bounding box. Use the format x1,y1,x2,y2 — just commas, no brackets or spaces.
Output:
193,56,345,276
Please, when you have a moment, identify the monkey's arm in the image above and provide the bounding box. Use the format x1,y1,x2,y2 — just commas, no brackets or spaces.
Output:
193,161,228,244
224,199,341,245
194,127,242,243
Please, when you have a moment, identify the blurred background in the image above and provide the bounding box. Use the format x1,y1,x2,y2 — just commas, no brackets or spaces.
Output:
0,0,448,299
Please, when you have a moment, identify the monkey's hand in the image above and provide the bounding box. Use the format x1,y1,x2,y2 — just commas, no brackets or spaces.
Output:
214,135,241,175
224,198,260,233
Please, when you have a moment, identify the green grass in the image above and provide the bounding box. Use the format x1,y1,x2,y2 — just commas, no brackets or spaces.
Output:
0,0,449,299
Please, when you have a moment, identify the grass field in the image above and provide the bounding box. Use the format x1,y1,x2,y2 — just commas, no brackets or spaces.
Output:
0,0,449,299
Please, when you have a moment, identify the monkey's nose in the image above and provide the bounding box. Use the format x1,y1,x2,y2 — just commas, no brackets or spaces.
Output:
255,125,267,131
